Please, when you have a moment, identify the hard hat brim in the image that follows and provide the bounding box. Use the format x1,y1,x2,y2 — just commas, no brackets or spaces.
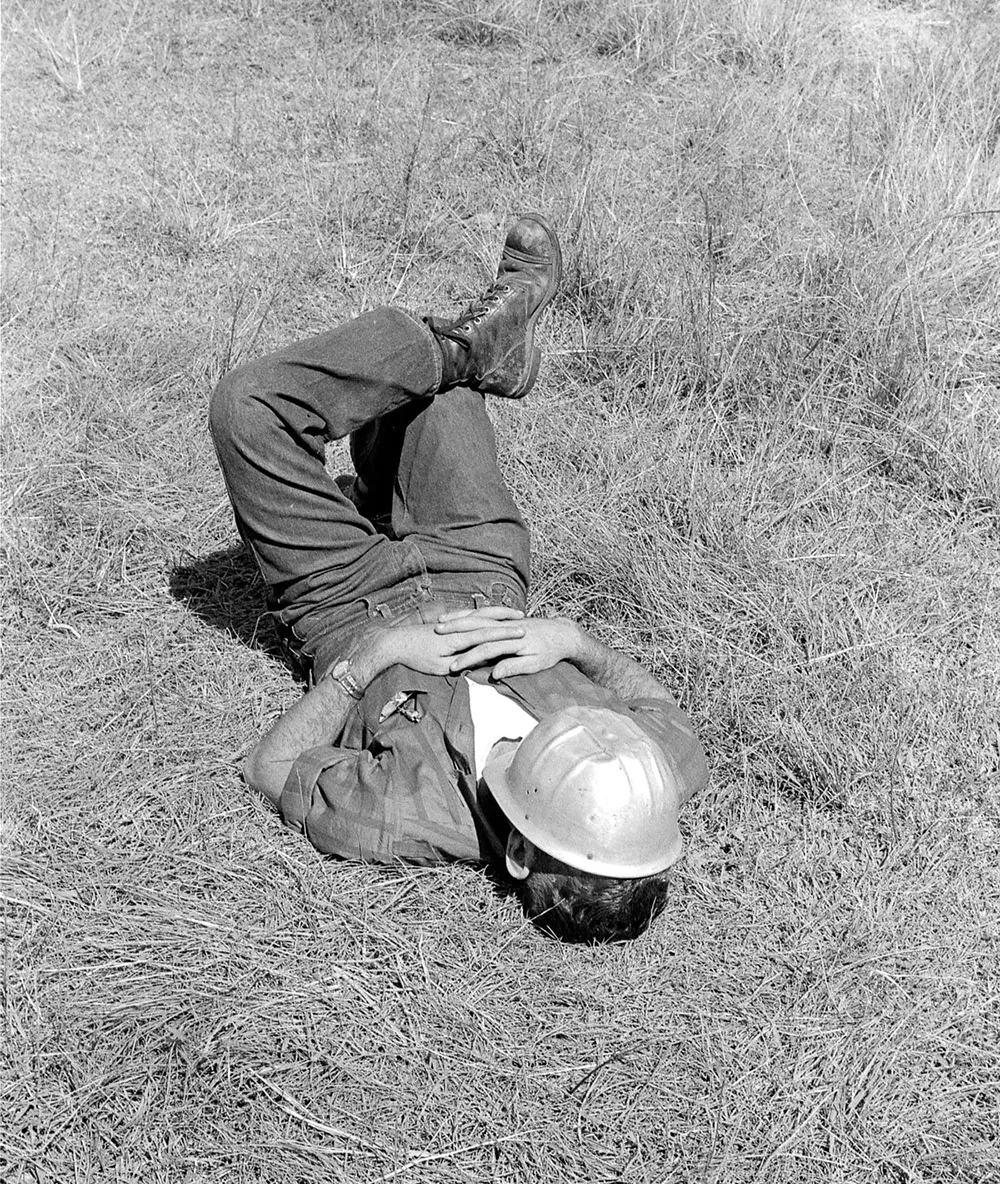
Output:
483,741,683,879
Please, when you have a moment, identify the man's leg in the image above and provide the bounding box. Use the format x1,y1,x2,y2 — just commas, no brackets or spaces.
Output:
209,215,560,672
343,214,564,615
209,306,440,667
348,388,530,602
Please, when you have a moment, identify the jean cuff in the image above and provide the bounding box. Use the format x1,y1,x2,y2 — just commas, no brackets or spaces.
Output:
397,308,442,393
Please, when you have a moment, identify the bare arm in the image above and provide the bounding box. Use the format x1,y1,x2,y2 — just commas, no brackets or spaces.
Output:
440,610,706,802
570,625,675,702
244,608,529,805
437,612,675,702
242,638,386,807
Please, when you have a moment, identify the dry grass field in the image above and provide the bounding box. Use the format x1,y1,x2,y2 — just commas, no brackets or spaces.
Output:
2,0,999,1180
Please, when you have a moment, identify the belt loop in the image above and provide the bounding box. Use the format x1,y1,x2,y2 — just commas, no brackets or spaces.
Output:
489,582,516,608
364,596,393,619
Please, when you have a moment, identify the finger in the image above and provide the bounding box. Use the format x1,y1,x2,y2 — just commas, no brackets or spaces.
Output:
435,616,489,634
437,620,530,639
435,606,525,630
490,656,544,679
449,638,527,671
443,626,525,652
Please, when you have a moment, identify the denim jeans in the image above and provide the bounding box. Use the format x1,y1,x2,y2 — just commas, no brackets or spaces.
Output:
208,306,530,679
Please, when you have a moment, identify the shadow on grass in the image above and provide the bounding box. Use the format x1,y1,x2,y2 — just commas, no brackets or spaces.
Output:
169,545,301,674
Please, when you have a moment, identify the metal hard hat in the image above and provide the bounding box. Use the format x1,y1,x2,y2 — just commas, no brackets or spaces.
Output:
484,705,683,878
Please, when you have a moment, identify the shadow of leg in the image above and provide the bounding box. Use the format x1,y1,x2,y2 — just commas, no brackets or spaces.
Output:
169,545,302,675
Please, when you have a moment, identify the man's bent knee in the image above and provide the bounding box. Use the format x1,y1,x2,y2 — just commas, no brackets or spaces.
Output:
209,362,266,451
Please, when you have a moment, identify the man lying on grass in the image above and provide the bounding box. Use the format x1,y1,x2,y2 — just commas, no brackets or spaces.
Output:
210,214,708,942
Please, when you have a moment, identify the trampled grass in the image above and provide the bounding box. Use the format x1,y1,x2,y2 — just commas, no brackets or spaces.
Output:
2,0,998,1180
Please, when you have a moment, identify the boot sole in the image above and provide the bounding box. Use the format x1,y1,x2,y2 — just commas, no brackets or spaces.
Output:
504,213,562,399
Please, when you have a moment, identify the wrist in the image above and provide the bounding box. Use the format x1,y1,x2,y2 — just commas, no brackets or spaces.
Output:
569,626,615,683
564,619,590,666
323,628,393,696
355,627,395,681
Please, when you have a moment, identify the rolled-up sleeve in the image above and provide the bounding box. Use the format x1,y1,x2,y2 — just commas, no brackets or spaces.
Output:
626,698,709,805
279,744,399,861
278,736,484,865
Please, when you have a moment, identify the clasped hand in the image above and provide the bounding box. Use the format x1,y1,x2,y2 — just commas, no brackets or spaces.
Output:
383,605,582,679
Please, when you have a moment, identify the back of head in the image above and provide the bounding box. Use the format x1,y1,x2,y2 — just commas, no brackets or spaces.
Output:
485,705,684,942
521,861,670,944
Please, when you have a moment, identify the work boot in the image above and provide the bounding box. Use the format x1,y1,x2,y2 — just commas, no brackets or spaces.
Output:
428,213,562,399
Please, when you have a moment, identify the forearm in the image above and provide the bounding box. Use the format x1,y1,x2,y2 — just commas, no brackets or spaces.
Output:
570,624,675,703
245,609,531,804
244,629,391,805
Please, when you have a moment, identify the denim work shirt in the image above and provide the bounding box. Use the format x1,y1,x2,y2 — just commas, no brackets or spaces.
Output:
278,661,709,866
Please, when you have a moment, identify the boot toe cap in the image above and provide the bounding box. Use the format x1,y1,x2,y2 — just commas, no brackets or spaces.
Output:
504,213,559,260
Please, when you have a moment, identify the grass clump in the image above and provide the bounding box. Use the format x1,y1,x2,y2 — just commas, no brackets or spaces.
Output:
3,0,998,1180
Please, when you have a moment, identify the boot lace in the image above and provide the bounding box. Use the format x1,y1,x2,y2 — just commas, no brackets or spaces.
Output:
455,282,515,329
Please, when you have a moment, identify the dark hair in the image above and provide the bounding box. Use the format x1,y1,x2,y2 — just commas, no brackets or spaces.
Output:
520,863,670,944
